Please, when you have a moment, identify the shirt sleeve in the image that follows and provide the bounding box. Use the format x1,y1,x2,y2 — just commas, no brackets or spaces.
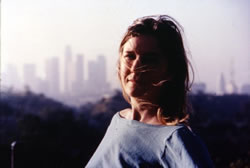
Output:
161,127,214,168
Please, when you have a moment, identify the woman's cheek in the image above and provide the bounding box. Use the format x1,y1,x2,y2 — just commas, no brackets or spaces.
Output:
119,68,128,85
120,64,129,77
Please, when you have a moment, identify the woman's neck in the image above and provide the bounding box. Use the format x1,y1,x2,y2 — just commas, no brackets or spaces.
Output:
122,97,163,125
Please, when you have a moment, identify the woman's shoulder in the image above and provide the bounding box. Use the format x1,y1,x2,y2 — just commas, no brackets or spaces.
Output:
165,126,205,152
163,126,214,167
168,126,194,141
110,109,130,123
119,108,131,119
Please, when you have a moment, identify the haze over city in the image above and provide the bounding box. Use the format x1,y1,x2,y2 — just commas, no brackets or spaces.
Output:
1,0,250,98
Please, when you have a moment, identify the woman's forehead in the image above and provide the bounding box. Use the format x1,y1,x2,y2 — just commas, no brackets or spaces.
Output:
122,35,162,55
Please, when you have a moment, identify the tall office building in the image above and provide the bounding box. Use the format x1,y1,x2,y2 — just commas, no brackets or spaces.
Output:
23,64,38,92
76,54,84,85
191,82,206,94
241,84,250,95
88,60,98,92
226,59,238,94
248,54,250,86
64,45,74,94
87,55,110,94
97,55,110,92
72,54,84,95
218,73,226,95
97,55,107,84
2,64,20,90
241,56,250,95
45,57,60,97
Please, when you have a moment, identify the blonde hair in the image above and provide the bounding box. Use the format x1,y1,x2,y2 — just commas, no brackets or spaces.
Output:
118,15,193,125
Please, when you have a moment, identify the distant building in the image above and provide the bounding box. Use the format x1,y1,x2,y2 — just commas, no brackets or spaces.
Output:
64,45,74,94
45,57,60,97
23,64,39,92
226,58,238,94
36,79,49,95
72,54,84,95
97,55,107,84
241,84,250,95
191,82,206,94
218,73,226,95
226,81,238,94
2,64,21,90
87,55,110,95
88,60,98,93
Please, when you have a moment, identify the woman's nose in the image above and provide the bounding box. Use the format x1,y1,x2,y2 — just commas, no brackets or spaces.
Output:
130,57,142,72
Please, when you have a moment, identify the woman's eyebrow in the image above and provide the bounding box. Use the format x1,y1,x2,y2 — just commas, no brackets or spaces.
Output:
124,51,160,55
124,51,135,55
142,52,160,56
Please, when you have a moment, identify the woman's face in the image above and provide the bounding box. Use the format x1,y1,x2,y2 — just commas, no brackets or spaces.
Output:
119,35,168,100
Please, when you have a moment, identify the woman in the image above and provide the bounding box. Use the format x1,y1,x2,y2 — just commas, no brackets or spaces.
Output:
86,15,213,168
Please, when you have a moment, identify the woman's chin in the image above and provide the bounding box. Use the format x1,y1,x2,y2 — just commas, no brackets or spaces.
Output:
125,87,146,98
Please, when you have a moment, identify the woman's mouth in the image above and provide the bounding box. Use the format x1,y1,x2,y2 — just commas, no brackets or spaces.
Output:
128,79,137,84
127,74,140,83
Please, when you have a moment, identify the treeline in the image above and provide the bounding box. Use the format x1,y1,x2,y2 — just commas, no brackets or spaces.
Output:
189,94,250,168
0,90,249,167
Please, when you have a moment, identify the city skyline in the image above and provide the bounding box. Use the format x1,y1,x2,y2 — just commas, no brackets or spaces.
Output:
1,0,250,93
1,45,113,105
2,44,250,96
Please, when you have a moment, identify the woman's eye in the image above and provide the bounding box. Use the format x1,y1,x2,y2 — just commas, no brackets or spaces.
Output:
142,55,158,65
124,54,135,60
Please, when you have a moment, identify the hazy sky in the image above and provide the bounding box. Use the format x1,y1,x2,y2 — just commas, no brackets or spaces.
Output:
2,0,250,92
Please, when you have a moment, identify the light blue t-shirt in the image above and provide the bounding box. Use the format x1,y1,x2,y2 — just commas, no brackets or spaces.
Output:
86,112,213,168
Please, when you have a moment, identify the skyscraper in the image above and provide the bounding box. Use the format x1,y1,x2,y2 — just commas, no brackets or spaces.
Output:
219,73,226,95
226,59,238,94
241,84,250,95
97,55,107,84
45,57,60,97
87,55,110,94
64,45,74,94
241,56,250,95
23,64,38,92
76,54,84,85
2,64,20,90
72,54,84,95
88,60,98,92
191,82,206,94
